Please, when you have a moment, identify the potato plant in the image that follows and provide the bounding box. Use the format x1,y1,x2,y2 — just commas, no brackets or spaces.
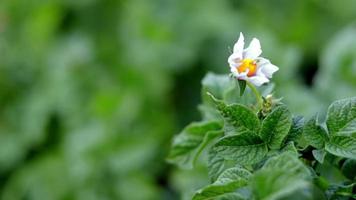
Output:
168,71,356,200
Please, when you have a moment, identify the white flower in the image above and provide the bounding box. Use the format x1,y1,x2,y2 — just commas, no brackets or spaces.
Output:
228,32,279,86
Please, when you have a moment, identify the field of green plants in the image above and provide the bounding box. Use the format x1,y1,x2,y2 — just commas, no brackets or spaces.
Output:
0,0,355,199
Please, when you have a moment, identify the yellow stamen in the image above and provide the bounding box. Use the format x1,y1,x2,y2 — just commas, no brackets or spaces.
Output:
237,59,257,77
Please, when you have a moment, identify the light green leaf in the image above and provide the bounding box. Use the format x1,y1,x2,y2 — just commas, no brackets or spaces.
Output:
303,116,328,149
202,73,235,104
193,167,251,200
326,97,356,136
208,93,260,134
252,152,311,200
312,149,326,164
260,105,292,149
325,136,356,159
208,133,267,181
167,121,223,168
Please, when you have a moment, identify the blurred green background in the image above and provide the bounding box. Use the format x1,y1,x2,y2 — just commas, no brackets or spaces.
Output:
0,0,356,199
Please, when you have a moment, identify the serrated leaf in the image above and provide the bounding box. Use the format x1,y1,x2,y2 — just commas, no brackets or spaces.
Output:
252,152,311,200
238,80,246,96
259,105,292,149
325,136,356,159
303,116,329,149
312,149,326,164
326,97,356,136
284,116,304,144
193,167,251,200
208,94,260,134
208,133,267,181
167,121,223,168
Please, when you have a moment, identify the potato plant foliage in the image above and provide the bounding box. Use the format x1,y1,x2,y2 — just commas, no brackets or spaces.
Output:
168,73,356,200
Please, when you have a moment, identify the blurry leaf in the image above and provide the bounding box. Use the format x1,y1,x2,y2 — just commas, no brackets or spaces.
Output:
252,152,311,200
202,73,234,104
208,133,267,181
281,142,299,156
341,159,356,180
312,149,326,164
303,116,329,149
214,193,246,200
208,93,260,135
238,80,246,96
325,136,356,159
326,97,356,136
326,182,356,200
193,166,251,200
259,105,292,149
167,121,223,169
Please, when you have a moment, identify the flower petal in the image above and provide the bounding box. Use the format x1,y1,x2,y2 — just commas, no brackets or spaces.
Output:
243,38,262,59
228,53,242,68
247,75,269,86
233,32,244,58
257,58,279,78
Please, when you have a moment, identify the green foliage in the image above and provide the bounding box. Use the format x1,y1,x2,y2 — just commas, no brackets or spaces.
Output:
303,116,329,149
167,121,223,168
259,105,292,149
169,73,356,199
326,97,356,136
193,166,251,200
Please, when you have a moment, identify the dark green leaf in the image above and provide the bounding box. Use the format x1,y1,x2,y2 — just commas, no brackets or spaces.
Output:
303,116,329,149
238,80,246,96
167,121,223,168
208,93,260,134
193,167,251,200
284,116,305,144
252,152,311,200
325,136,356,159
341,159,356,180
326,97,356,136
259,105,292,149
208,133,267,181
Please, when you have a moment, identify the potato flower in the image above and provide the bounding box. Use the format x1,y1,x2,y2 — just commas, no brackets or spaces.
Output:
228,32,279,86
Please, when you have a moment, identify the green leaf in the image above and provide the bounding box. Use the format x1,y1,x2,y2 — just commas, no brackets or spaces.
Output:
326,97,356,136
341,159,356,180
214,193,246,200
252,152,311,200
326,182,356,199
312,149,326,164
208,133,267,181
208,93,260,134
238,80,246,96
284,116,304,144
259,105,292,149
325,136,356,159
281,142,299,156
167,121,223,168
303,116,328,149
202,73,235,104
193,167,251,200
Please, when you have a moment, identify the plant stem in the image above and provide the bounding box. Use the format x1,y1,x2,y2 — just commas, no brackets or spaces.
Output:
246,81,263,111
